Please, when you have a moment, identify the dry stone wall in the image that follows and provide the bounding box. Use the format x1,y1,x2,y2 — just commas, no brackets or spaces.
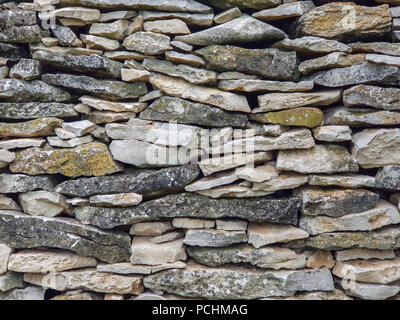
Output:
0,0,400,300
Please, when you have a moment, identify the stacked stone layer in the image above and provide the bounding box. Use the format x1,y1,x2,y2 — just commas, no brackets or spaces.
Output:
0,0,400,300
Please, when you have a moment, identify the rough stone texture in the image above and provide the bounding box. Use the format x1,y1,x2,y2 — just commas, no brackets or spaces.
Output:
19,191,71,217
273,37,351,55
0,118,63,138
375,166,400,191
0,103,78,119
0,174,57,193
184,229,248,247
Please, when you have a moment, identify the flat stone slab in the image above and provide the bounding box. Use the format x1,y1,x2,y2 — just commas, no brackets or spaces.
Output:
0,103,78,119
0,173,57,193
183,229,248,247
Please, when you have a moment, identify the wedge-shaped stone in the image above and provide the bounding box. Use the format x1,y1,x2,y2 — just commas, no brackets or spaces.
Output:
74,193,301,228
253,1,314,21
165,51,205,67
343,85,400,111
352,128,400,168
255,90,341,112
300,200,400,235
0,174,57,193
131,237,186,265
0,79,70,102
10,142,123,178
248,223,309,248
47,135,93,148
252,173,308,192
0,102,78,119
250,107,323,128
197,45,298,81
308,174,376,188
30,43,102,56
56,164,199,197
141,10,213,27
0,195,20,211
376,166,400,191
185,170,238,192
33,50,123,79
309,62,400,88
97,263,151,275
219,79,313,93
214,7,241,24
350,42,400,57
366,53,400,68
123,32,171,55
60,0,212,13
24,268,142,294
295,187,379,217
277,145,359,174
0,210,131,263
340,281,400,300
89,192,142,208
235,163,278,183
299,52,366,75
19,191,71,217
273,36,351,55
0,118,62,138
296,3,392,41
8,250,97,273
150,74,250,112
41,73,147,101
83,34,120,51
333,259,400,285
143,263,334,299
188,244,306,270
140,96,248,128
175,15,286,45
80,96,146,113
184,229,247,247
208,128,315,154
130,221,173,236
336,249,396,262
143,58,216,85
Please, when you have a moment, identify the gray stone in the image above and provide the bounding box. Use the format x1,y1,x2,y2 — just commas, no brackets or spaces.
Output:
9,59,41,80
0,272,25,292
51,25,81,47
165,51,204,67
188,244,306,270
139,96,248,128
143,263,334,299
308,174,376,189
197,45,298,81
0,103,78,119
73,193,301,229
33,50,123,79
312,126,352,142
41,73,147,101
214,7,241,24
199,0,280,10
0,79,71,102
175,15,286,45
0,174,57,193
219,79,313,93
184,229,247,247
0,210,131,263
350,42,400,57
0,286,45,300
375,166,400,191
340,281,400,300
252,1,314,21
141,10,213,27
0,43,28,60
55,165,200,197
123,32,172,55
185,170,239,192
335,249,396,262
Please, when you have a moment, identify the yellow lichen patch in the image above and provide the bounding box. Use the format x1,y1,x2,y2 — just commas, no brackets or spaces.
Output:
0,118,63,138
9,142,123,178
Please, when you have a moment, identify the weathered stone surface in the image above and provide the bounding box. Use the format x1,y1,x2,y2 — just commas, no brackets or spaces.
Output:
130,237,186,265
144,19,190,35
184,229,247,247
266,290,352,300
366,53,400,68
24,268,143,294
277,145,359,174
41,73,147,101
10,142,123,178
33,50,123,79
252,173,308,192
30,43,103,56
336,249,396,262
248,223,309,248
62,120,96,137
8,250,97,273
0,118,63,138
74,193,301,228
150,74,250,112
51,291,103,300
9,59,40,81
235,164,278,183
340,281,400,300
89,193,142,207
175,15,286,46
343,85,400,111
219,79,313,93
121,69,151,82
296,3,392,42
130,221,173,236
200,0,280,10
309,62,400,88
215,219,247,231
47,135,93,148
376,166,400,191
313,126,352,142
350,42,400,57
0,244,12,275
19,191,71,217
140,96,248,128
195,185,273,199
97,263,151,275
60,0,213,13
0,210,131,263
173,218,214,229
0,21,42,44
0,286,45,300
83,34,121,51
299,52,366,75
253,1,314,21
0,195,20,211
295,187,379,218
300,200,400,235
165,51,205,67
185,170,239,192
0,79,71,102
143,58,217,85
0,102,77,120
56,165,200,197
80,96,146,113
306,250,334,269
333,259,400,284
273,36,351,55
123,32,172,55
0,43,28,60
254,90,341,112
188,244,306,270
214,7,241,24
140,10,213,27
352,128,400,169
324,107,400,127
0,174,57,193
218,72,259,80
197,45,298,81
40,6,100,22
51,25,82,47
0,149,15,168
0,272,24,292
308,174,376,188
89,20,129,41
143,263,334,299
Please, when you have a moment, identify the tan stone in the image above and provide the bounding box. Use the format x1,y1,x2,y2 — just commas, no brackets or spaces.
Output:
195,185,273,198
0,118,62,138
121,68,150,82
0,195,20,211
336,249,396,262
129,222,173,236
19,191,72,217
306,250,335,269
235,163,278,183
172,218,215,229
89,193,143,207
83,35,120,51
0,244,12,275
143,19,190,35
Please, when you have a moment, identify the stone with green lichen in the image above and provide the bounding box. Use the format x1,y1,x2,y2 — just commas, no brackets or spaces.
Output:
0,103,78,120
250,107,323,128
0,118,63,138
0,272,25,292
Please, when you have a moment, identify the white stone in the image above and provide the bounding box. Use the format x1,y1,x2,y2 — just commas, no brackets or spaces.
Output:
19,190,72,217
252,173,308,192
47,135,93,148
185,170,238,192
0,149,15,168
0,244,12,275
172,218,215,229
55,128,77,140
62,120,97,137
313,126,352,142
235,163,279,183
89,193,143,207
80,96,147,113
0,195,20,211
